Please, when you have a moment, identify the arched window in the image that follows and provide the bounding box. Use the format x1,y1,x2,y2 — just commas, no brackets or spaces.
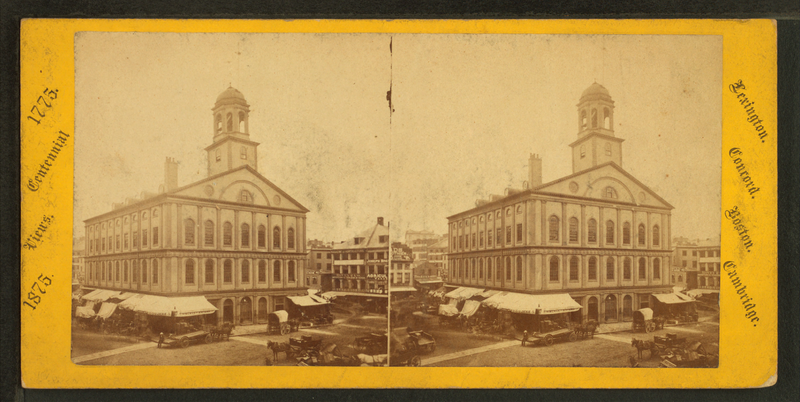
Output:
223,222,232,246
569,257,579,281
652,225,660,246
487,258,493,280
678,275,683,282
505,257,512,281
581,110,587,130
623,257,632,280
185,259,195,284
604,186,617,199
273,227,281,248
588,219,597,243
258,260,267,283
549,257,559,281
215,148,221,162
241,260,250,282
204,220,214,246
580,144,586,158
288,261,296,282
205,259,214,283
258,225,266,248
471,259,476,279
478,259,483,279
672,274,675,283
241,223,250,247
606,221,615,244
240,189,251,202
516,256,523,281
124,261,129,282
548,216,559,242
638,257,647,280
653,258,661,279
604,107,611,129
606,257,615,280
568,217,578,243
623,222,631,245
700,277,706,286
273,260,282,282
115,262,120,281
591,109,598,128
184,218,195,245
224,260,232,283
588,257,597,280
638,224,646,245
216,114,222,134
152,260,159,284
238,111,246,132
287,227,295,249
226,112,233,132
623,295,633,320
142,260,148,283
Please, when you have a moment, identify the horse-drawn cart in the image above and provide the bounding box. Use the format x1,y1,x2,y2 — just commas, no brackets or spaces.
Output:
531,327,577,346
288,335,323,358
267,310,291,335
162,330,213,348
353,333,388,355
406,329,436,354
632,308,658,333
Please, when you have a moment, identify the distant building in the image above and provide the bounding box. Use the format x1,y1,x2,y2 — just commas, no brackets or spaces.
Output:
73,236,86,283
308,246,333,291
446,83,675,323
672,237,720,292
330,217,389,295
390,243,415,295
427,237,449,280
83,87,310,326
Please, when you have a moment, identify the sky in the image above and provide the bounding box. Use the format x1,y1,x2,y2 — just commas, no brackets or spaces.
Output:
74,33,722,244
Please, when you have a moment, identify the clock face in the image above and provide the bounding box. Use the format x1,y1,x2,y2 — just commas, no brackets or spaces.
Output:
638,192,647,202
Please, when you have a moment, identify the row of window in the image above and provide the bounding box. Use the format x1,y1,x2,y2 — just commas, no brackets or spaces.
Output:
332,278,383,291
88,209,159,234
90,228,160,253
333,265,387,275
453,218,661,251
88,259,298,285
450,256,663,283
681,249,720,258
183,219,295,249
215,111,247,134
335,251,387,261
580,107,612,131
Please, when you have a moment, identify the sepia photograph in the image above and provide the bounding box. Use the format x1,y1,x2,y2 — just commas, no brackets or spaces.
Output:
70,31,720,369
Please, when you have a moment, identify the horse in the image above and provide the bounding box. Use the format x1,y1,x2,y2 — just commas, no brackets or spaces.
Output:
266,340,292,361
653,316,667,330
575,320,599,339
631,338,658,360
212,323,235,341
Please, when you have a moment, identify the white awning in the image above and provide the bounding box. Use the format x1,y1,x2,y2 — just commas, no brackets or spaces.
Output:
119,295,217,317
438,304,459,317
288,295,330,307
320,291,388,299
96,302,118,319
444,286,484,301
82,289,121,302
652,292,697,305
459,300,482,317
390,286,417,292
75,306,96,318
482,292,582,315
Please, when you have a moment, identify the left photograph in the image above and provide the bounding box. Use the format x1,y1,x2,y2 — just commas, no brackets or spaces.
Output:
71,32,392,366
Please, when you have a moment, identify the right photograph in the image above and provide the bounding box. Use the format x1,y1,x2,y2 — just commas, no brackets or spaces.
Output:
387,34,721,368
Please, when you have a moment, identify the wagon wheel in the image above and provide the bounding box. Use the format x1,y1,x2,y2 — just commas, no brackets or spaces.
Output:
696,345,707,355
409,356,422,367
281,326,290,336
180,337,190,348
544,335,554,346
569,332,577,342
204,334,213,344
645,322,656,333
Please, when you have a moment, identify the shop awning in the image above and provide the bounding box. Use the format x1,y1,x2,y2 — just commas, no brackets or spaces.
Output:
686,289,720,298
320,291,388,299
288,295,331,307
417,279,444,284
113,292,138,301
460,300,482,318
438,304,459,317
652,292,697,305
473,289,501,300
390,286,417,292
119,295,218,317
445,286,484,301
482,292,582,315
82,289,121,302
75,306,96,318
117,294,147,310
96,302,118,319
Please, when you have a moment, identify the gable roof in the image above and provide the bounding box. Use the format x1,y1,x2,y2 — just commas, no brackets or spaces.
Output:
333,223,389,250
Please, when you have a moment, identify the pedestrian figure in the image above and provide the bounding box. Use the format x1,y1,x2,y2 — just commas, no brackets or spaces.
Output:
521,330,529,347
158,332,165,348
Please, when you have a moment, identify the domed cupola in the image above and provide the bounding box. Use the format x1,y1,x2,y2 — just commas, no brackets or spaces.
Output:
205,87,259,177
212,86,251,140
570,82,624,174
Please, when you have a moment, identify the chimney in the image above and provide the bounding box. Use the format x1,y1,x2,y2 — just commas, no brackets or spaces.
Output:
164,157,179,192
528,153,542,188
377,217,384,226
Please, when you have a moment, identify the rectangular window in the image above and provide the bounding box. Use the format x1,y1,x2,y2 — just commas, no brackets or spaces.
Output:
142,230,148,246
682,260,687,268
116,235,120,249
682,250,687,256
496,228,502,245
133,231,138,247
692,251,697,256
317,253,323,259
479,232,484,247
516,224,523,243
506,226,512,244
693,261,697,268
700,263,706,271
124,233,129,248
700,251,706,258
152,227,159,245
471,233,476,248
326,263,331,271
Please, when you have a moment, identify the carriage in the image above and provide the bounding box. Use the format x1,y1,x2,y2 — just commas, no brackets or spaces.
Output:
406,329,436,354
288,335,323,357
353,332,388,355
161,330,214,348
632,308,658,333
530,327,577,346
267,310,291,335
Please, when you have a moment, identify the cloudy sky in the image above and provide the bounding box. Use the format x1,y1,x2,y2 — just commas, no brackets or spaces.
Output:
74,33,721,243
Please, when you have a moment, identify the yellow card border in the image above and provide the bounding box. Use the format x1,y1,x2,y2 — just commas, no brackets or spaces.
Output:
20,19,777,389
